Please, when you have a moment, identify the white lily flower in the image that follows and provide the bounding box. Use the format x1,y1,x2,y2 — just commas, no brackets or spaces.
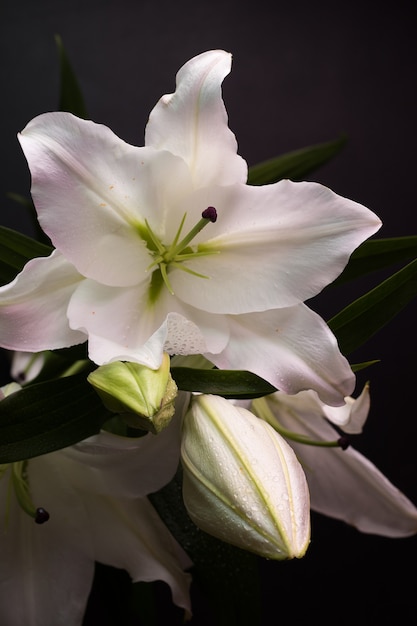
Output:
181,394,311,559
0,386,192,626
251,387,417,537
0,50,381,405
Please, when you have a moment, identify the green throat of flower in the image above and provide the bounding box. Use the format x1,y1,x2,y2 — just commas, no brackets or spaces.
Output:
141,207,219,303
0,461,49,525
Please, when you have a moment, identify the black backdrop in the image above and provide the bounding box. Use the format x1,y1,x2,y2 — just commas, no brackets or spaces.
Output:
1,1,417,624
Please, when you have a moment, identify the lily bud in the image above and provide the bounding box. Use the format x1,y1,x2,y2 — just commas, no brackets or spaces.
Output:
181,394,310,560
87,354,178,434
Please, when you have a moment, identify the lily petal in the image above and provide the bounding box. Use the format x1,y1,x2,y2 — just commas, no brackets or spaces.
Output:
0,250,86,352
18,114,195,287
170,180,382,313
145,50,247,188
68,278,229,367
208,304,354,406
62,393,190,497
86,496,192,615
321,383,370,433
259,393,417,537
0,462,94,626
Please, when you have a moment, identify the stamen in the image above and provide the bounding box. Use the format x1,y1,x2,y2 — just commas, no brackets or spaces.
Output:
35,507,50,524
338,436,350,450
202,206,217,222
10,461,50,523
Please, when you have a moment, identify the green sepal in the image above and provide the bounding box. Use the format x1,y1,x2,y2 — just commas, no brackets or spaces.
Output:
329,258,417,355
332,235,417,286
247,135,347,185
0,373,112,463
171,367,277,399
0,226,53,285
55,34,88,118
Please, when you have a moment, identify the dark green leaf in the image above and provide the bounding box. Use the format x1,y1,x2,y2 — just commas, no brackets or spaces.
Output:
247,135,347,185
150,468,262,626
329,258,417,355
55,34,88,118
0,373,112,463
351,360,380,372
171,367,277,399
0,226,53,285
332,236,417,285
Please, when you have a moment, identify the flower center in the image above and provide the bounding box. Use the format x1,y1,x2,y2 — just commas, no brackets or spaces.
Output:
0,461,49,525
142,207,218,301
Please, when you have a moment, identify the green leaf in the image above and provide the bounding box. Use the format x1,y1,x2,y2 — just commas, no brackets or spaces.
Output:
351,360,380,372
0,226,53,285
171,367,277,399
0,373,111,463
55,34,88,118
150,468,262,626
332,236,417,285
328,258,417,355
247,135,347,185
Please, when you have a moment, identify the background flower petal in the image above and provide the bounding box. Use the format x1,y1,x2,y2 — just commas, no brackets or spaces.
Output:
61,394,190,498
0,462,94,626
87,496,193,615
266,405,417,537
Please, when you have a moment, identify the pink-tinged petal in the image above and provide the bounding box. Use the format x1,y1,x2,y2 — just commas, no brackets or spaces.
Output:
0,461,94,626
86,495,192,615
61,393,190,497
145,50,247,188
19,113,192,287
262,399,417,537
68,279,229,367
208,304,355,406
170,180,382,313
0,250,86,352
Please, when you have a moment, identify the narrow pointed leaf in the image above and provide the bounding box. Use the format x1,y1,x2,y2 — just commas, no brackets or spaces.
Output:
55,34,88,118
0,373,111,462
0,226,53,285
328,258,417,355
171,367,277,398
332,236,417,285
247,135,347,185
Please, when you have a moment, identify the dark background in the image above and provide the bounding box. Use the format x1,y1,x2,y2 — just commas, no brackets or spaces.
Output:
1,1,416,624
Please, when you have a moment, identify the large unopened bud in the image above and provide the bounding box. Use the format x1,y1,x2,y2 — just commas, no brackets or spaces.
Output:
181,394,310,559
87,354,177,434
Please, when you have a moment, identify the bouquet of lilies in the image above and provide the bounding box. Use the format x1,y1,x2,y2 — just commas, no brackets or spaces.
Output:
0,40,416,625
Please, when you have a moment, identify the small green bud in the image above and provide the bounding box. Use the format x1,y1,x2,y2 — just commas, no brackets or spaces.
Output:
87,354,178,434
